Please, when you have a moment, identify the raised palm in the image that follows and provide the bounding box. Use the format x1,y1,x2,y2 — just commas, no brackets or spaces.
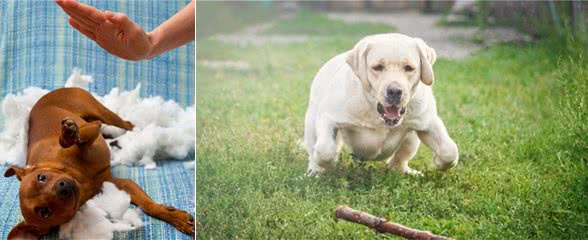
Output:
56,0,154,61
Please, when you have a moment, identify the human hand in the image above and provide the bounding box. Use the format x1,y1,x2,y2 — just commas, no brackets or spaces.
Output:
56,0,155,61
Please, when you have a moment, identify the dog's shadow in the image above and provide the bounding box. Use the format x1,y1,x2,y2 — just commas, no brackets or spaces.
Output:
316,151,462,192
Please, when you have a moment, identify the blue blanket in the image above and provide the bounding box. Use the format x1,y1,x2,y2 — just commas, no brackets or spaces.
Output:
0,1,195,239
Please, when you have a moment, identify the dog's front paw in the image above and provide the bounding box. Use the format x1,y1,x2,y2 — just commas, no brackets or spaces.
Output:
123,121,135,131
403,167,424,177
306,165,324,177
387,164,423,177
433,154,458,171
432,143,459,171
159,205,195,236
60,118,79,148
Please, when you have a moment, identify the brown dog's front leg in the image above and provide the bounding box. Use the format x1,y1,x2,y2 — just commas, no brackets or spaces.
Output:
109,178,195,236
60,118,101,148
7,221,49,240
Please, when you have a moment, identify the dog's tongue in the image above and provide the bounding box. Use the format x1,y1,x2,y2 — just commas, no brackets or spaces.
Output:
384,106,401,118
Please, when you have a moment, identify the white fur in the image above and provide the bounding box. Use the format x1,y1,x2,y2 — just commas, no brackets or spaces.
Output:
304,33,458,176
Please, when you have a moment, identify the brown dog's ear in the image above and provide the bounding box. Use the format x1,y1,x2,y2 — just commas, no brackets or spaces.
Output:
414,38,436,86
346,37,373,90
4,165,27,181
8,221,48,240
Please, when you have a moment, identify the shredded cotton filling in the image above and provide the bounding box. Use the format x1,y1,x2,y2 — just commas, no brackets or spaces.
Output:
58,182,144,240
0,70,195,239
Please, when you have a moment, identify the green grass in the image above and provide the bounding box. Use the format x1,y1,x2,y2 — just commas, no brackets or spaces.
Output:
196,9,588,239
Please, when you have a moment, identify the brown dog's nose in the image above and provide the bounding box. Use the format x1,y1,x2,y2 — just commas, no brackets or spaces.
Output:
54,179,77,199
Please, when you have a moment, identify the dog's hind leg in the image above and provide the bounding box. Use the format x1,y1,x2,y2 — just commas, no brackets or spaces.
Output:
53,88,134,130
84,102,134,131
387,131,422,176
109,178,195,236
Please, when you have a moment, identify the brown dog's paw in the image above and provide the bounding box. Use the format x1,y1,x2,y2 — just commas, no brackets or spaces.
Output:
159,205,195,236
123,121,135,131
59,118,79,148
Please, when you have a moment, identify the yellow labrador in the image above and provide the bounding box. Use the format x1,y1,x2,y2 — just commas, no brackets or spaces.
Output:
304,33,458,176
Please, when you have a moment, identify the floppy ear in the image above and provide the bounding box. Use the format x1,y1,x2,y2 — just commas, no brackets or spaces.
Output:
414,38,436,86
346,38,372,90
4,165,27,181
8,221,49,240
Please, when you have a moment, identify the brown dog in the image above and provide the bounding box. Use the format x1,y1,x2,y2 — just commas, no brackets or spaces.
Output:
3,88,195,239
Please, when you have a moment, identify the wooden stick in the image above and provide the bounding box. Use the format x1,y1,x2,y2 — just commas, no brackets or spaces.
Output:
335,205,452,240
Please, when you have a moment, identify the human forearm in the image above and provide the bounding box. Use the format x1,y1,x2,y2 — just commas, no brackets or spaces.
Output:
147,0,195,59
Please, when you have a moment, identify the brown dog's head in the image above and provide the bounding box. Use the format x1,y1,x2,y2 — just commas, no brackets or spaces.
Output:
4,165,80,228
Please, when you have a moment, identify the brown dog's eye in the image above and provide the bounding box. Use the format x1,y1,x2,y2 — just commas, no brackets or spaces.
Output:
37,207,51,218
372,64,384,72
404,65,415,72
37,174,46,183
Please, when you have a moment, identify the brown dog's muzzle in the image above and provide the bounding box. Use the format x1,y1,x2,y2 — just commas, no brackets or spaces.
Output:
53,179,78,200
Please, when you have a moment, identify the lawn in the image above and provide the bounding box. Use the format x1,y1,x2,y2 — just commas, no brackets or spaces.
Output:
196,7,588,240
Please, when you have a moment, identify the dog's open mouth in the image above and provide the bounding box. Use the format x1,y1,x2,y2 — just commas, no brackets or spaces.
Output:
377,103,406,127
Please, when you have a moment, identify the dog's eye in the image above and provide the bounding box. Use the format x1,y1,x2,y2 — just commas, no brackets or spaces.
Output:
372,64,384,72
37,207,51,218
37,174,46,183
404,65,415,72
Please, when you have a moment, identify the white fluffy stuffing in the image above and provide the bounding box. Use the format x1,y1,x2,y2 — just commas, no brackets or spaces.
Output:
58,182,144,240
0,87,48,166
0,69,195,168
